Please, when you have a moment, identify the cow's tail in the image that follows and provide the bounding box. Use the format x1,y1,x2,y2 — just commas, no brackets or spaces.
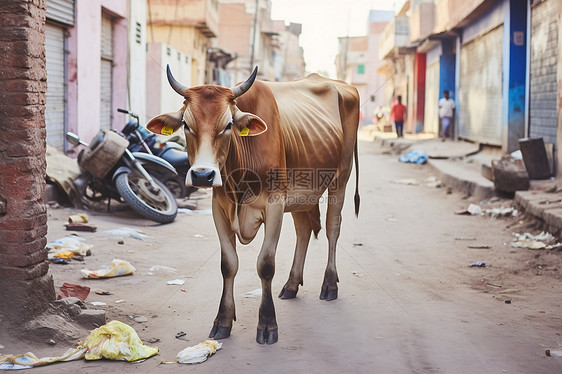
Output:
354,138,360,217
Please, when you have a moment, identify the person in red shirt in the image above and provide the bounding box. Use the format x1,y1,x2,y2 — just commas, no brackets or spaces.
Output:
390,95,407,138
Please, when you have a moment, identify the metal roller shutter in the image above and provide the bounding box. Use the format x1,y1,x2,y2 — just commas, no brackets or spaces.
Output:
424,61,439,135
46,0,75,26
458,25,503,145
529,0,559,145
45,23,66,151
100,15,113,130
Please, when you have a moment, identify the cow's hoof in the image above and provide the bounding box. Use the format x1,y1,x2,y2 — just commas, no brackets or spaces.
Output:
278,286,297,299
209,324,231,340
256,328,278,345
319,287,338,301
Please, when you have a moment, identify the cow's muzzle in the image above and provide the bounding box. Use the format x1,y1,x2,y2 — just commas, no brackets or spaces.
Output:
190,168,216,187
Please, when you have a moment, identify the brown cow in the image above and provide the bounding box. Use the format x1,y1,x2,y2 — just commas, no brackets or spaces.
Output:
146,66,360,344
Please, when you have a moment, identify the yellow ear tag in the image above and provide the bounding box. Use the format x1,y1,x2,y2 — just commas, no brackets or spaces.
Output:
161,125,174,136
239,127,249,137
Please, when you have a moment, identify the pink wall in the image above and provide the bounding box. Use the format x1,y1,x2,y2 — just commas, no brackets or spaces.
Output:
66,0,128,153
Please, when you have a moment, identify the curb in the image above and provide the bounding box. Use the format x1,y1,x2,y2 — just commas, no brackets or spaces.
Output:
514,190,562,235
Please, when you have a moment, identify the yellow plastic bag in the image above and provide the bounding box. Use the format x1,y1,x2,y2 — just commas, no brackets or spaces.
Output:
81,259,136,278
81,320,158,362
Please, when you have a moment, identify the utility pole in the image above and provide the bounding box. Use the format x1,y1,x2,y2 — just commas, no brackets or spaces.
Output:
249,0,259,71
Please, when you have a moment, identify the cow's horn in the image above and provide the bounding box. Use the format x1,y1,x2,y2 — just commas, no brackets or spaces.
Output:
231,66,258,98
166,64,188,96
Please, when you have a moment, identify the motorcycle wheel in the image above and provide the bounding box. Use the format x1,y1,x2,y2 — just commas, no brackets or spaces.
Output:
115,172,178,223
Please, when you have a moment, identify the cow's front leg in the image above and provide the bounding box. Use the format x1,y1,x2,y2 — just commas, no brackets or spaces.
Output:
209,198,238,339
256,202,284,344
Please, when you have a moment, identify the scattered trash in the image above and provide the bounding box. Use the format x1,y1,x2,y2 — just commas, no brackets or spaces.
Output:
398,150,428,164
180,289,187,293
82,320,158,361
546,350,562,357
129,315,148,323
167,279,186,285
90,301,107,307
47,237,93,257
455,237,477,241
50,258,69,265
467,245,491,249
455,204,482,216
101,228,148,241
470,262,489,268
242,289,262,298
115,300,126,304
385,217,398,222
511,232,562,250
81,259,136,278
391,178,419,186
352,271,366,278
505,300,512,304
148,265,177,273
353,243,363,247
117,240,124,245
48,340,56,346
68,213,89,223
53,251,75,259
193,234,205,239
424,176,442,188
57,283,90,302
175,331,187,340
177,340,222,365
195,209,212,215
178,208,194,215
147,338,160,344
0,321,157,369
484,207,518,220
94,290,112,296
65,223,97,232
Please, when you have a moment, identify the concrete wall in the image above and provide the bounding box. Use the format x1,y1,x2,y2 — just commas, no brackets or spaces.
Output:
66,0,128,148
126,0,147,124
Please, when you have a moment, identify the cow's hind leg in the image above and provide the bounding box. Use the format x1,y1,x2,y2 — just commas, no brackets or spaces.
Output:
320,185,347,301
209,199,238,339
279,207,320,299
256,202,284,344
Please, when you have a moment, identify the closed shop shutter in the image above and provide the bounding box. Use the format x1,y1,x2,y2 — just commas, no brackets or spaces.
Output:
529,0,559,145
424,61,440,135
458,25,503,145
45,23,66,151
46,0,74,26
100,15,113,130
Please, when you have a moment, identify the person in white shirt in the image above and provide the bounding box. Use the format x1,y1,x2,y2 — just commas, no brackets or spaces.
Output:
439,90,455,139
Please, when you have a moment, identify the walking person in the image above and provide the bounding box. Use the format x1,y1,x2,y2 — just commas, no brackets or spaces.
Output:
390,95,407,138
439,90,455,140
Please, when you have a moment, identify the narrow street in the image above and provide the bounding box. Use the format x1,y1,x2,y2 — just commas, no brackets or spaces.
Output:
13,140,562,373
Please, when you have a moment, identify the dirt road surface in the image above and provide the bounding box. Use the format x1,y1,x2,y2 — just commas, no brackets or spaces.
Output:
2,141,562,373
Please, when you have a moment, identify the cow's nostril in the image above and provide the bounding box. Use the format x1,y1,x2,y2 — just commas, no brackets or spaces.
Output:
207,170,215,183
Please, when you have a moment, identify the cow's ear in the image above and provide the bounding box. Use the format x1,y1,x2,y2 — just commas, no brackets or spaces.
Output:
146,111,183,136
233,110,268,137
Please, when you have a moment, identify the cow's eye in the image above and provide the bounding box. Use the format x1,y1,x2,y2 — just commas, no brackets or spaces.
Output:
222,121,233,134
182,119,190,132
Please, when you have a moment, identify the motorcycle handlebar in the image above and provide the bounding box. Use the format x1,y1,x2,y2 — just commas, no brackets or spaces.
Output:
117,108,139,120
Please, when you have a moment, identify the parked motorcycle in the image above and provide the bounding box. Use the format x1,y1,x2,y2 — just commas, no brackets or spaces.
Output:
65,130,178,224
117,108,195,199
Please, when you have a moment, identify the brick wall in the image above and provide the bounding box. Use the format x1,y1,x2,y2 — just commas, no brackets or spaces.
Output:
529,0,559,145
0,0,55,323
